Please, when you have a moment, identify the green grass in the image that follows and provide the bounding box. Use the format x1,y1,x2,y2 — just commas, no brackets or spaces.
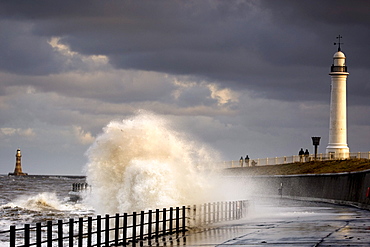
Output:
234,159,370,175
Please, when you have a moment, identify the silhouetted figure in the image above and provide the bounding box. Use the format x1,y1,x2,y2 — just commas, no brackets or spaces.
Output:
239,156,244,167
299,148,304,162
245,155,250,167
304,149,310,162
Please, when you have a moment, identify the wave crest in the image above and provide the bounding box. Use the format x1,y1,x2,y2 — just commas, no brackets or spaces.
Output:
85,111,221,214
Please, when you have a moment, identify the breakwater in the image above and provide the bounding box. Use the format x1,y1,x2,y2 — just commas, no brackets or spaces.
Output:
225,168,370,210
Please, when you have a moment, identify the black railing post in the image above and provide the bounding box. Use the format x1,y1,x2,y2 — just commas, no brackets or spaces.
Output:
229,201,232,220
221,202,224,221
240,201,243,218
232,201,234,220
199,204,203,224
204,203,207,223
105,214,109,247
78,218,83,247
47,221,52,247
10,225,15,247
175,207,180,234
192,205,196,226
115,213,119,246
169,207,173,235
202,203,205,224
58,220,63,247
182,206,186,232
69,219,74,247
96,215,101,246
238,201,240,219
155,209,159,239
162,208,167,236
234,201,237,219
213,203,216,223
36,222,41,247
216,202,220,222
208,203,211,224
237,201,240,219
132,212,137,246
204,203,207,224
87,217,92,247
25,224,30,247
231,201,234,220
140,211,145,241
148,210,152,239
122,213,127,245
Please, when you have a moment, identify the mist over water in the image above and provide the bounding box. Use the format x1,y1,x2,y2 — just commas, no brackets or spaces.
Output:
85,111,223,215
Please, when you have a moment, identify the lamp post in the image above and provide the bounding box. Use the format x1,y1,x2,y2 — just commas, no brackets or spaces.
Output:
311,137,321,160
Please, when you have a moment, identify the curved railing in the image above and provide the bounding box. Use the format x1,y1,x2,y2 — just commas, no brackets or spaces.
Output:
223,152,370,168
0,200,248,247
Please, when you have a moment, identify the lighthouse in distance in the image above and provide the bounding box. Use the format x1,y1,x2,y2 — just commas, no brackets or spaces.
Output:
8,148,28,176
326,35,349,159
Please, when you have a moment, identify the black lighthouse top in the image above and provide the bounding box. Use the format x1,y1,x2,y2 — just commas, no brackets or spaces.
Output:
334,35,343,52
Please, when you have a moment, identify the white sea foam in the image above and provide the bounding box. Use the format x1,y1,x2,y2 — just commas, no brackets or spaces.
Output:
4,193,63,211
0,192,90,213
85,111,222,215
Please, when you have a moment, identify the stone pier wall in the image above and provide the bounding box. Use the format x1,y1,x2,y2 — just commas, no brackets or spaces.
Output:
225,168,370,210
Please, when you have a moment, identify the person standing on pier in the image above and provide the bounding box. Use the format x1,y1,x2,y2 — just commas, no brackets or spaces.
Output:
304,149,310,162
245,155,250,167
299,148,304,162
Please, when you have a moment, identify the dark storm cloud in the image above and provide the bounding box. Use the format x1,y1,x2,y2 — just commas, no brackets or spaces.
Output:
176,85,217,108
0,21,63,75
0,0,369,104
260,0,370,68
260,0,370,26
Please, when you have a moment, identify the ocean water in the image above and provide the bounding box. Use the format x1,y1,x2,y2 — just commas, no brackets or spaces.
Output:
0,175,93,233
0,112,230,246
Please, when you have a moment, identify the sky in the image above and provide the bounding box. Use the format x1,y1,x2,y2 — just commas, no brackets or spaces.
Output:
0,0,369,175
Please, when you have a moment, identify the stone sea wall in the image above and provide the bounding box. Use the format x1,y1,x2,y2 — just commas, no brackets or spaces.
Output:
225,168,370,210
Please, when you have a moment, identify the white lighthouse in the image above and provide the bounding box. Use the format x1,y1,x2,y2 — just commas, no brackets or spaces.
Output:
326,36,349,158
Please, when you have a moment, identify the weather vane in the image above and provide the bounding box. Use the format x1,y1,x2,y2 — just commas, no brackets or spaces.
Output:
334,35,343,51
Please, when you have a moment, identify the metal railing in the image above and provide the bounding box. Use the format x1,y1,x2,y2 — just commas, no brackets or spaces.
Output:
188,201,247,227
0,200,248,247
223,152,370,168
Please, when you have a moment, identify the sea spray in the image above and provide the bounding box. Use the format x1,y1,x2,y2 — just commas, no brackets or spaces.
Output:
85,112,221,215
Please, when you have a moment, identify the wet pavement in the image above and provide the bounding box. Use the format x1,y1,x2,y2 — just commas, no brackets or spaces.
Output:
143,198,370,246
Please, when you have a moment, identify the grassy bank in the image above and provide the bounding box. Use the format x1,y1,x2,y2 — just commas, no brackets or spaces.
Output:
232,159,370,176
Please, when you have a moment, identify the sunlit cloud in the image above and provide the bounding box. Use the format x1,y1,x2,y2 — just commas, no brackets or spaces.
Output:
73,126,95,145
208,84,240,105
0,128,36,137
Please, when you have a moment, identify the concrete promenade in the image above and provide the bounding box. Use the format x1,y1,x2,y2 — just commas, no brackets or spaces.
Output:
142,198,370,246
